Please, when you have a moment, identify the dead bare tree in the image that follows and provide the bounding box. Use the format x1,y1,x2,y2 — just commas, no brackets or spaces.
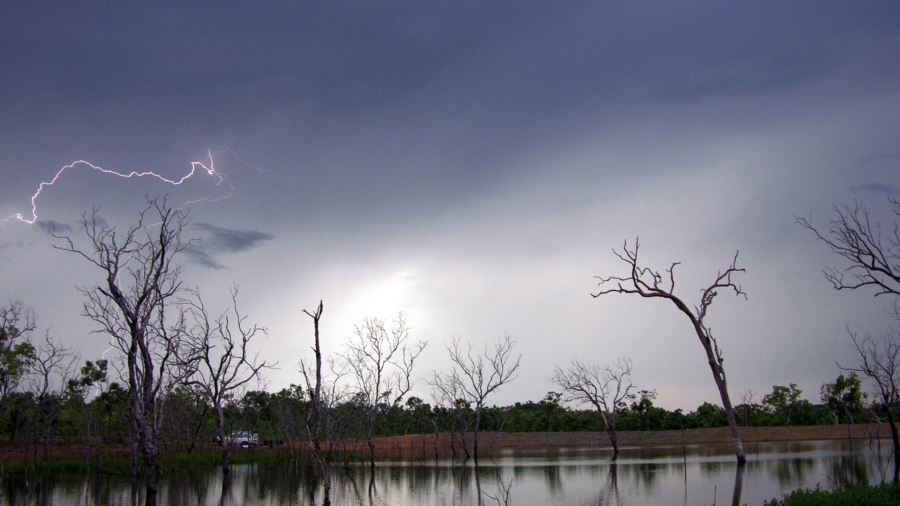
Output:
840,327,900,483
176,286,273,474
27,335,78,466
429,372,473,459
301,300,324,483
342,314,426,469
53,196,190,495
299,358,349,506
551,357,635,457
429,333,521,463
797,200,900,303
593,239,747,463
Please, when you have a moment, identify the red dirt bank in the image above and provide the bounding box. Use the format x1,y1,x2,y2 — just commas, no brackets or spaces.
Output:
2,424,890,461
370,422,892,456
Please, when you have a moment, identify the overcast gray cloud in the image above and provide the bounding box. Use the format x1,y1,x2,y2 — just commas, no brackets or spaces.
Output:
1,1,899,410
848,183,900,195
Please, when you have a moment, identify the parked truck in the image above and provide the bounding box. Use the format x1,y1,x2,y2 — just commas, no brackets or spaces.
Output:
215,431,259,448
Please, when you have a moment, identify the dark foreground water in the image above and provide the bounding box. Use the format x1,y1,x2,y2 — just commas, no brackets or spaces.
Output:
0,439,892,506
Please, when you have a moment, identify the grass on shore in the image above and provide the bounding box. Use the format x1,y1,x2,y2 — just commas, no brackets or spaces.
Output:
764,482,900,506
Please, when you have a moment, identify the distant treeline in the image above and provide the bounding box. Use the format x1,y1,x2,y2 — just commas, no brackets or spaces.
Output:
0,371,875,453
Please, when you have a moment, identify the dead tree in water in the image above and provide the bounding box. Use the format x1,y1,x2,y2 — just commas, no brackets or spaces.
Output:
429,334,520,463
593,239,747,463
841,328,900,483
54,196,190,495
343,314,425,469
551,357,634,457
177,286,272,474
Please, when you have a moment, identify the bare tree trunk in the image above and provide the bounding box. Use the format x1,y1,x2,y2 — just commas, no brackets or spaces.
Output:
603,413,619,455
473,408,481,464
303,301,324,483
695,319,745,463
594,240,747,463
731,462,745,506
53,197,192,495
215,406,232,474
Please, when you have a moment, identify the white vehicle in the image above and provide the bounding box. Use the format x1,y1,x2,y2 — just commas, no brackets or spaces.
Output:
217,431,259,447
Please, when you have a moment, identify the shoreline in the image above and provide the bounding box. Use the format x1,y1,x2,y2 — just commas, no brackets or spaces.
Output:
0,423,890,462
371,422,893,454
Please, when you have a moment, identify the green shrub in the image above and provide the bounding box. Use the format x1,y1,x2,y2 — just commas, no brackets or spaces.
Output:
764,483,900,506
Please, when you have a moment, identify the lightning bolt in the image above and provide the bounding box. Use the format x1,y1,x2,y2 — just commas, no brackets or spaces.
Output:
4,149,295,226
5,149,232,225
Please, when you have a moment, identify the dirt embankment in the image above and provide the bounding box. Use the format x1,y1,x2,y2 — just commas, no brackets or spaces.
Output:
369,423,892,457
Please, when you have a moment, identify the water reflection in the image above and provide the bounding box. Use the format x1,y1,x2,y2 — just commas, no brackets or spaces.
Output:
0,440,890,506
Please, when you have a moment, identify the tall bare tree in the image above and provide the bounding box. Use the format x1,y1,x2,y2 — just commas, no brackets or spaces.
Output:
797,200,900,302
176,286,273,474
54,196,190,496
551,357,635,457
593,239,747,463
342,314,425,469
840,327,900,482
429,333,520,463
301,300,325,482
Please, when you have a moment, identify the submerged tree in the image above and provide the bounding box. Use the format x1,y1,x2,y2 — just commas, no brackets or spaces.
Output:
429,333,521,463
593,239,747,463
54,196,190,497
177,286,273,474
301,300,325,483
551,357,635,457
343,314,425,469
840,327,900,483
28,335,77,465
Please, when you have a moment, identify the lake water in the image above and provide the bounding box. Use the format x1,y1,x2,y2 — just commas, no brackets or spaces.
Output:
0,439,892,505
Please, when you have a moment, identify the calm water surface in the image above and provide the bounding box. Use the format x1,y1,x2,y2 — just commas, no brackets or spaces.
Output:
0,439,892,506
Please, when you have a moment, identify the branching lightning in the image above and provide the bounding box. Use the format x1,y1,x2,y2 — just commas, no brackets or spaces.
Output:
4,149,292,225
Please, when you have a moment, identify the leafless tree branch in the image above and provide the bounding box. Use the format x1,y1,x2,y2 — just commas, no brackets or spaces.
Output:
592,238,747,463
551,357,635,455
797,201,900,299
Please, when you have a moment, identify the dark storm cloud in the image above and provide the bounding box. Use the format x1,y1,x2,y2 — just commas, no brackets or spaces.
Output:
35,221,72,234
182,247,225,271
5,1,894,121
0,1,590,115
183,224,273,269
1,0,898,413
2,1,897,200
193,223,273,253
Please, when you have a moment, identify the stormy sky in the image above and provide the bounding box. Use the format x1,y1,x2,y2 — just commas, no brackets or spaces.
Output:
1,1,899,410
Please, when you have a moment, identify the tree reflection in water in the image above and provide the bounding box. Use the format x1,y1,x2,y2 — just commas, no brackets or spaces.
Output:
731,462,745,506
218,472,232,506
596,462,621,505
0,440,890,506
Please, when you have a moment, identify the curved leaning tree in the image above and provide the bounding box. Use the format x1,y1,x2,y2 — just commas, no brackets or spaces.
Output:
593,238,747,463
